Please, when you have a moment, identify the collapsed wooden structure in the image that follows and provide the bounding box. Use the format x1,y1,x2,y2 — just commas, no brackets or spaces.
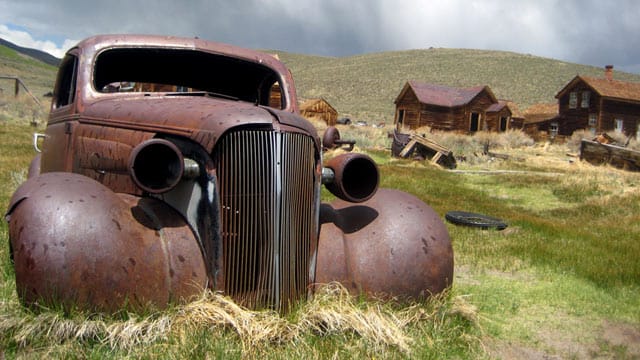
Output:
391,130,456,169
580,138,640,171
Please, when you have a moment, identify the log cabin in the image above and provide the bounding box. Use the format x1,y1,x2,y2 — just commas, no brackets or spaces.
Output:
393,81,515,133
299,98,338,126
553,66,640,139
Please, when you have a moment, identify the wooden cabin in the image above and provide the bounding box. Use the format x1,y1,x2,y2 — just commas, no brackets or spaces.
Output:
393,81,512,133
554,66,640,139
505,101,525,129
522,103,559,141
485,100,513,132
299,98,338,126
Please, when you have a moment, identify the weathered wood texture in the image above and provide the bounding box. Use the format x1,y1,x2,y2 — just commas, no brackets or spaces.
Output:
394,81,513,134
299,98,338,126
555,74,640,138
580,139,640,171
391,130,456,168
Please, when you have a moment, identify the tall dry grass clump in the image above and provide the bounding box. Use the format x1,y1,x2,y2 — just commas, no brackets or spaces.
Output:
0,93,47,125
0,283,481,357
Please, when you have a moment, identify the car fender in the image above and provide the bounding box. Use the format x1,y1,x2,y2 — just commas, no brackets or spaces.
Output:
316,188,454,299
5,172,207,312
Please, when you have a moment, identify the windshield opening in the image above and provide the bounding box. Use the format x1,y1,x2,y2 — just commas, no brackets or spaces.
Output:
93,48,285,109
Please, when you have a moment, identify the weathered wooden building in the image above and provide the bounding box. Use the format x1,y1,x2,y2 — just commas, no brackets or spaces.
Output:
394,81,514,133
505,101,525,129
486,100,514,132
553,66,640,138
522,103,559,141
299,98,338,126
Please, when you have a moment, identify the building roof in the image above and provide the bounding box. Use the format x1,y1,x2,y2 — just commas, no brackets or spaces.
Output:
522,103,558,124
504,100,524,119
486,100,508,113
397,81,496,107
299,98,337,113
556,76,640,103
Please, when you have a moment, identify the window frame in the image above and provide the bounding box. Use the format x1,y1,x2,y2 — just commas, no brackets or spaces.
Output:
569,92,578,109
615,118,624,133
581,91,590,108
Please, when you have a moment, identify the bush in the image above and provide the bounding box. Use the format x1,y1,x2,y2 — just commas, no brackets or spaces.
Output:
566,129,594,153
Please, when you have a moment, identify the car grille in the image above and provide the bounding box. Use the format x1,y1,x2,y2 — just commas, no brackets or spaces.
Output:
214,129,318,311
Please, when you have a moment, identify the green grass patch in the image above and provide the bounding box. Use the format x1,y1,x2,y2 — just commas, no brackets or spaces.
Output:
2,121,640,357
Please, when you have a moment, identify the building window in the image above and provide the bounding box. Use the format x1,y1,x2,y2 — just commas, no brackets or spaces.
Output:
569,92,577,109
588,114,597,135
550,122,559,138
581,91,590,108
615,118,624,133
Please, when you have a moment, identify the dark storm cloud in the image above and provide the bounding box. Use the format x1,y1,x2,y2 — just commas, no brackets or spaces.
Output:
552,0,640,70
0,0,639,72
0,0,387,56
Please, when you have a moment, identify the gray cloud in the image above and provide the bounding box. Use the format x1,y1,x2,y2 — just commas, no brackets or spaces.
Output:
0,0,638,72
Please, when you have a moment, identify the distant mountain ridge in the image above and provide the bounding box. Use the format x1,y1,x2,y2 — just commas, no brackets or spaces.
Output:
0,38,60,67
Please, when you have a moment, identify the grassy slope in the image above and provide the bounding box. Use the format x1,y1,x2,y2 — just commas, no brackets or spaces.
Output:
278,48,640,122
0,45,57,98
0,45,56,124
1,45,640,358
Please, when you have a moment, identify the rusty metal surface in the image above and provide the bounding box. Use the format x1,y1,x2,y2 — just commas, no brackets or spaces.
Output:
128,138,185,193
322,126,355,151
316,188,454,299
71,34,299,109
5,34,455,314
6,172,207,312
323,153,379,203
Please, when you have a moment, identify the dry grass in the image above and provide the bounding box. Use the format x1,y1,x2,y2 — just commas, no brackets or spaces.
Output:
0,283,480,356
0,93,48,125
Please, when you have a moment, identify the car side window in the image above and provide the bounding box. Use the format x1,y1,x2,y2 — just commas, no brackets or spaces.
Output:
53,54,78,109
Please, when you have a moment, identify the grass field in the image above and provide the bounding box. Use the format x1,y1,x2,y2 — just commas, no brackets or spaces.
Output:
1,120,639,359
1,42,640,358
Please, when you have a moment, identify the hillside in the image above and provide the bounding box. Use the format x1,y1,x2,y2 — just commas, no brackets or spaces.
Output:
0,38,60,67
277,48,640,123
0,42,57,101
3,41,640,126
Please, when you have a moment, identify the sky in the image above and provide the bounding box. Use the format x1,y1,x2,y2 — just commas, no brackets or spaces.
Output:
0,0,639,73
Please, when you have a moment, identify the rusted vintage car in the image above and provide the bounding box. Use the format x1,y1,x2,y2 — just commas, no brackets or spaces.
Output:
5,35,453,312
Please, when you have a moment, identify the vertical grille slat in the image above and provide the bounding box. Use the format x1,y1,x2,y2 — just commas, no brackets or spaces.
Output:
216,129,317,311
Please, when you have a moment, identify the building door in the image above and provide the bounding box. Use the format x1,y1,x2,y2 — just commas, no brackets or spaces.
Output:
470,112,480,132
499,117,508,132
396,109,405,131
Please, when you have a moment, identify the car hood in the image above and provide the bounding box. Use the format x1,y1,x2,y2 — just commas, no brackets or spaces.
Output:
81,95,320,151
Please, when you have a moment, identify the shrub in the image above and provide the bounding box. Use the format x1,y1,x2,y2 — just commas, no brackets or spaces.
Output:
566,129,594,153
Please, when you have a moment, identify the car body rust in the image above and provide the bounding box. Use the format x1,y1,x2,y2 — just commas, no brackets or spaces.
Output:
5,34,453,313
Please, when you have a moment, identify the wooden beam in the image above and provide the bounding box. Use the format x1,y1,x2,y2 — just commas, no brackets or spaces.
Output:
0,75,42,106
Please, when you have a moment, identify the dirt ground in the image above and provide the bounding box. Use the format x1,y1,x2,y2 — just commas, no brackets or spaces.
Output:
487,320,640,359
